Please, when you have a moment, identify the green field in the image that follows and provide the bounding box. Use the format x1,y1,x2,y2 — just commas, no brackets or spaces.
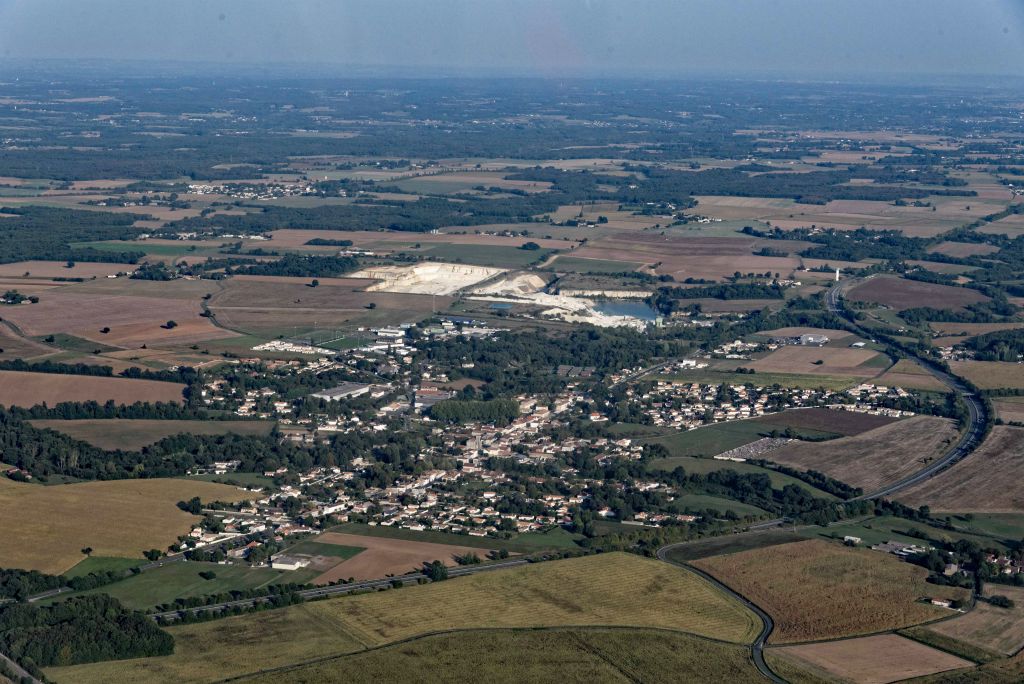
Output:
656,369,858,391
801,515,1007,551
236,628,761,684
284,540,365,559
184,472,277,489
71,240,226,258
419,243,556,268
648,455,838,500
671,494,769,518
30,419,277,451
34,333,120,354
546,255,645,273
51,560,319,610
663,529,807,563
643,419,838,458
329,522,583,553
63,555,144,578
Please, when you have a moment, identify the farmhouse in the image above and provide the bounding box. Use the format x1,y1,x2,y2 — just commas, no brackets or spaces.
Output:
270,554,311,571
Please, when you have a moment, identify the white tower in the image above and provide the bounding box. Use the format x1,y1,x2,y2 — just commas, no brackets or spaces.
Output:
835,267,840,282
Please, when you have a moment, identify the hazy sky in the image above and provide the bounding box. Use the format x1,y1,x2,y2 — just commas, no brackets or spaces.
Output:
2,0,1024,79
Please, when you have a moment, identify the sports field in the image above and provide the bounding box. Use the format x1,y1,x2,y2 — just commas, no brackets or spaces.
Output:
693,539,969,643
0,477,253,574
30,419,275,450
47,553,760,684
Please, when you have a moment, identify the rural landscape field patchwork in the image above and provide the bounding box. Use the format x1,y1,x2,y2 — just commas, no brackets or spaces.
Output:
3,4,1024,683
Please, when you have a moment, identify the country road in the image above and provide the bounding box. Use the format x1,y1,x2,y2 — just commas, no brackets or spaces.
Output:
656,544,784,683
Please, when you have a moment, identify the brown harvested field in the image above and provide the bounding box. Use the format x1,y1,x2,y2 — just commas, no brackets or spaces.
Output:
874,358,951,392
898,427,1024,513
0,261,129,278
761,327,854,340
994,396,1024,423
0,370,184,407
927,241,1001,258
208,276,450,335
755,407,897,436
311,532,500,583
931,323,1024,348
747,345,884,377
762,416,958,492
849,276,989,312
950,361,1024,390
259,229,575,251
0,289,235,347
771,634,974,684
692,539,969,643
0,322,55,360
0,477,254,574
30,419,275,450
926,585,1024,656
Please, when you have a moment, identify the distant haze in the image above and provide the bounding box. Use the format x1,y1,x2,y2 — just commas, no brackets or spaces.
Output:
1,0,1024,80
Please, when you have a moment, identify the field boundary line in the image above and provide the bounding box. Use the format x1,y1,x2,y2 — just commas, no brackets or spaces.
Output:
210,624,752,684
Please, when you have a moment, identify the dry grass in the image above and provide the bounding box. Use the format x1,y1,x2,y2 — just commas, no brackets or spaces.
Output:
0,370,184,407
899,426,1024,513
311,532,502,583
208,276,450,335
761,326,854,340
994,396,1024,423
875,358,951,391
0,289,233,347
757,407,897,436
928,241,1001,258
926,585,1024,656
0,261,128,278
0,477,253,573
29,419,275,450
763,416,958,492
747,345,883,377
46,553,760,684
771,634,974,684
693,539,969,643
849,276,988,312
950,361,1024,390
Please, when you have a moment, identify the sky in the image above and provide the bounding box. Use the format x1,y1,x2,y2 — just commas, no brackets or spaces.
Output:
1,0,1024,79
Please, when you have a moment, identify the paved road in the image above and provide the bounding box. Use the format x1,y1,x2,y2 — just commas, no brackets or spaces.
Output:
656,545,784,683
0,649,41,684
826,278,990,500
151,558,530,621
611,360,673,387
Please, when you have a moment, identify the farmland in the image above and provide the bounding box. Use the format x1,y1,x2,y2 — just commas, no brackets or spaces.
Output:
994,396,1024,423
926,585,1024,657
898,427,1024,513
0,370,184,407
692,539,969,643
874,358,951,391
745,345,887,377
235,628,759,684
950,361,1024,390
29,419,276,450
310,532,502,583
47,553,760,684
0,477,253,574
762,415,959,492
770,634,974,684
849,275,989,311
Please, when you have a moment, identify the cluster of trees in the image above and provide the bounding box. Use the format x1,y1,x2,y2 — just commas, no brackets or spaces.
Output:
428,398,520,426
647,282,784,315
304,238,353,247
0,569,64,601
0,206,146,265
0,595,172,670
228,253,360,278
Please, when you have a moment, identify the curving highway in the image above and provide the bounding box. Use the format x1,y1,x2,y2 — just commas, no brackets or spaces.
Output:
826,277,990,500
656,545,784,683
